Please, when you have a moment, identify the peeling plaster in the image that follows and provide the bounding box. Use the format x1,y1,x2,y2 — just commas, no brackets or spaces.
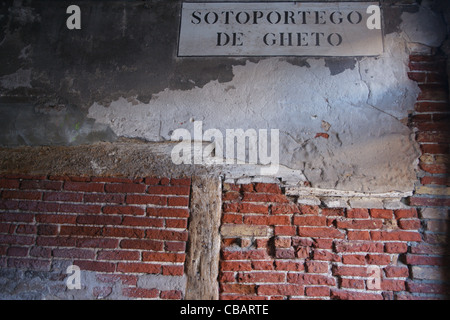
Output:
88,33,420,193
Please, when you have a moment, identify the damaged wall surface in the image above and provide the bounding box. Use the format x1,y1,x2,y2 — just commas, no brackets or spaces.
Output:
0,0,450,302
1,0,447,192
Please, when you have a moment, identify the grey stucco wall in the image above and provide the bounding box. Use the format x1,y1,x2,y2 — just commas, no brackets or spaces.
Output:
0,0,448,192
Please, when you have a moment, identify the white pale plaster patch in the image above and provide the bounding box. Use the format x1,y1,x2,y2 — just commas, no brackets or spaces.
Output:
88,33,420,193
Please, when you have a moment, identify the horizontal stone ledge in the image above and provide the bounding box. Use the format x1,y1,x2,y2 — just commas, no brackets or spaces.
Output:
220,224,269,238
285,186,413,199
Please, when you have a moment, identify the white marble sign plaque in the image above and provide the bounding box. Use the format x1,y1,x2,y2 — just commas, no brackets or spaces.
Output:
178,2,383,56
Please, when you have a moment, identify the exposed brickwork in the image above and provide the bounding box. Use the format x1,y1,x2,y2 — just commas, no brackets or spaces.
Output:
219,180,450,300
0,175,191,299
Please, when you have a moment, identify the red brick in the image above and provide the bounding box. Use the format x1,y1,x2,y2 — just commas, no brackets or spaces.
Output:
29,246,52,258
76,215,122,226
74,260,115,272
0,212,34,223
221,283,257,295
417,131,450,143
221,261,252,272
275,261,304,272
103,205,145,216
165,241,186,252
415,101,449,113
221,249,268,261
242,193,289,203
117,262,161,274
254,183,281,194
120,239,163,251
103,227,145,239
97,250,140,261
366,254,391,265
267,215,291,225
162,265,184,276
274,226,296,236
96,274,138,286
36,236,77,247
271,203,298,215
406,280,450,294
0,234,34,245
346,208,369,218
370,230,422,242
223,192,240,201
16,224,37,234
59,226,103,237
398,219,421,230
297,227,345,239
331,289,383,300
305,286,330,297
385,242,408,253
242,215,268,225
335,241,384,253
257,284,303,296
336,219,383,229
147,185,190,196
52,248,95,259
160,290,182,300
121,216,164,228
35,213,76,224
122,287,159,299
167,197,189,207
348,231,371,241
293,216,327,226
20,180,63,191
239,203,269,214
59,203,102,214
340,278,365,289
420,163,447,174
342,254,366,265
2,190,42,200
380,279,406,291
370,209,393,219
275,248,296,259
305,261,328,273
251,260,274,271
37,224,58,235
313,250,341,262
63,181,104,192
420,176,450,186
6,247,28,257
240,184,254,192
404,254,446,266
104,183,146,193
146,229,188,241
299,205,319,215
321,208,345,217
394,209,418,219
76,238,119,249
384,266,409,278
170,178,191,186
143,252,185,263
409,197,450,207
420,143,449,155
222,213,242,224
332,266,369,277
43,192,83,202
18,201,59,212
0,178,20,189
237,271,285,283
84,193,125,204
7,258,50,271
126,194,166,205
146,207,189,218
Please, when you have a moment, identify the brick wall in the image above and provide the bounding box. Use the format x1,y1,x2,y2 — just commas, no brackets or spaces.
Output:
0,174,190,300
218,50,450,300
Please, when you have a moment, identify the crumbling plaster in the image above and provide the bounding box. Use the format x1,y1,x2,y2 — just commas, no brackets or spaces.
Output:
0,0,448,193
